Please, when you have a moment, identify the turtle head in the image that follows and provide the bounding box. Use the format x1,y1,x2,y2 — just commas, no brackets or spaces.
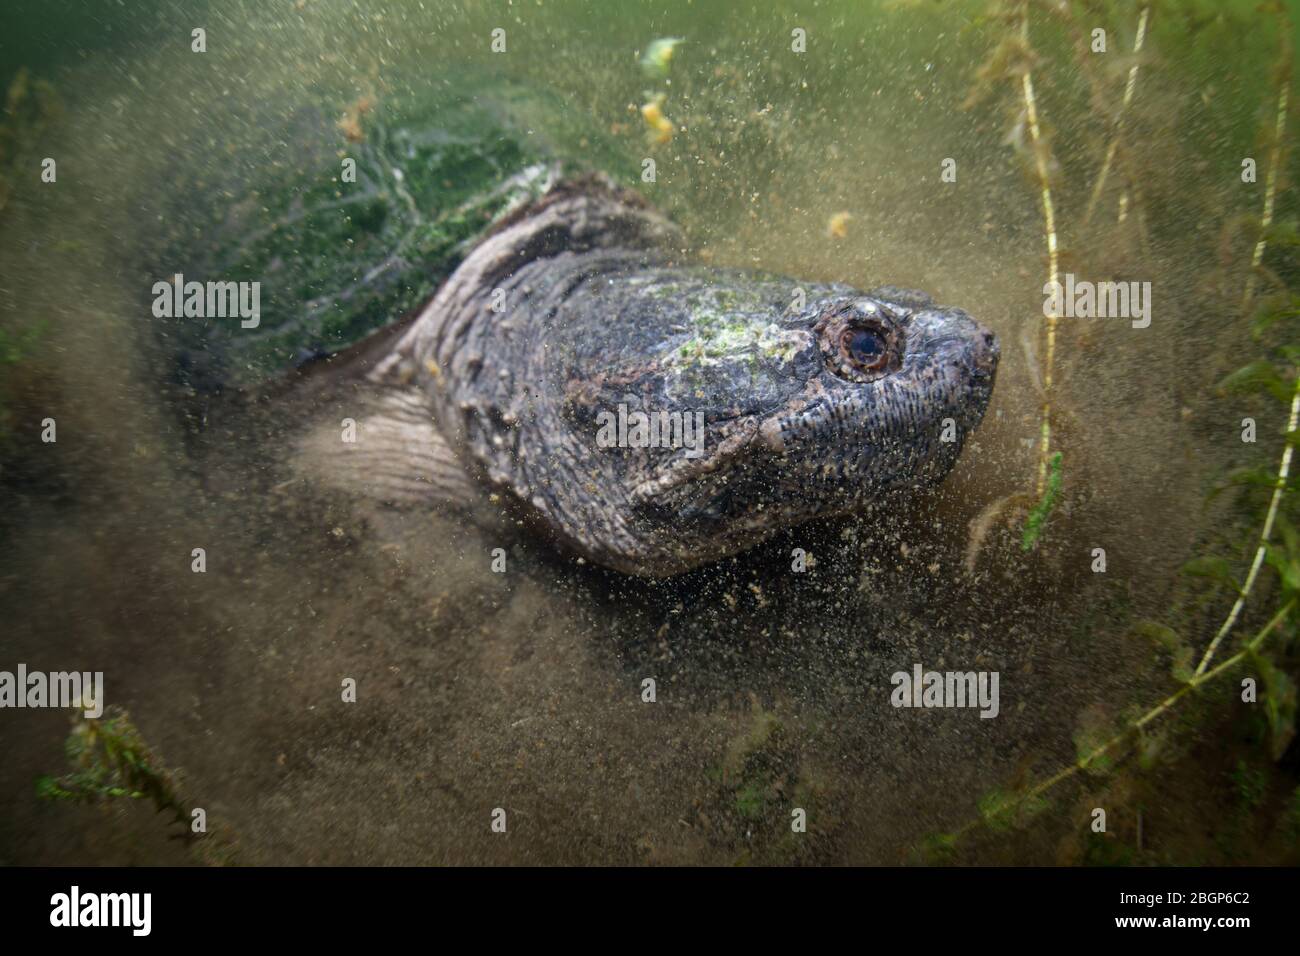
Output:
592,281,999,574
761,287,1000,488
404,180,998,576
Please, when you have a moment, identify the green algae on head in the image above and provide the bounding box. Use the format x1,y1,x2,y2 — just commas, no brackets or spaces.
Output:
662,273,811,371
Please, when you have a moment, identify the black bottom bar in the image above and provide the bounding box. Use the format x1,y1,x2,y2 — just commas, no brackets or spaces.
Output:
0,866,1287,941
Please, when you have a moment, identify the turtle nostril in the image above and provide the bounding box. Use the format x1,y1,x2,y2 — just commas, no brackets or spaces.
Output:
973,326,999,376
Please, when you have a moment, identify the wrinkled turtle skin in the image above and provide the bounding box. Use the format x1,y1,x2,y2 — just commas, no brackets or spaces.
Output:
371,177,1000,575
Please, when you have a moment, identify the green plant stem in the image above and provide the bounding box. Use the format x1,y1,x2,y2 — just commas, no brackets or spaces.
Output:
1017,12,1062,499
1242,12,1292,311
1195,372,1300,675
951,599,1295,841
1083,5,1150,226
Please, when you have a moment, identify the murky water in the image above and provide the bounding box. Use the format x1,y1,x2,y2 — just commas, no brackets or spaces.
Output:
2,0,1297,864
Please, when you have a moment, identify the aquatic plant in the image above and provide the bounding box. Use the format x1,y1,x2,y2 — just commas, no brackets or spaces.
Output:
37,706,237,865
1021,451,1062,551
963,2,1162,561
926,0,1299,861
0,68,58,445
940,289,1299,858
1012,9,1063,503
1081,5,1150,227
0,67,60,217
962,0,1071,563
703,696,824,865
1240,1,1293,313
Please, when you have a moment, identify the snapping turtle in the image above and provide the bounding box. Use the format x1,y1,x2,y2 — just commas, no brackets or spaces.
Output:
153,83,999,576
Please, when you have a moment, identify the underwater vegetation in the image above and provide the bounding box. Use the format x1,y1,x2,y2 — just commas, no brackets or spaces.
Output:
5,0,1299,865
0,68,57,448
37,706,237,865
921,0,1300,863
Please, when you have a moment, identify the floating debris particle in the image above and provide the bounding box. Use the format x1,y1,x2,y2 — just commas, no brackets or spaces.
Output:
641,94,674,144
337,94,375,143
640,37,685,79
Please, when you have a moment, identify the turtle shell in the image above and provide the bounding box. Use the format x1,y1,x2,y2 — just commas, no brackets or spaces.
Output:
146,75,625,390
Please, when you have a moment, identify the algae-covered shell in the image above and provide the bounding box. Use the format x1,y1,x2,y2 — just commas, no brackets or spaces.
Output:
147,75,623,390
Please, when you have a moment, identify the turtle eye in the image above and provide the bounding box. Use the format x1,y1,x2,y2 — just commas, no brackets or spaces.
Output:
816,304,903,383
843,326,887,370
